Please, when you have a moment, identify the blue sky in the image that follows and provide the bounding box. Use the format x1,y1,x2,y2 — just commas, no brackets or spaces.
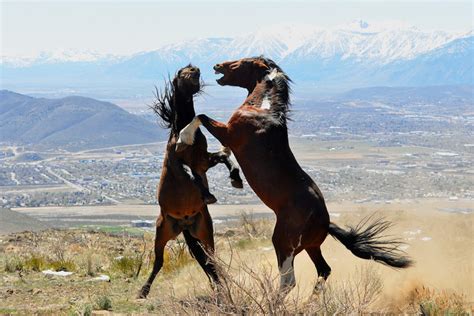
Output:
1,0,473,56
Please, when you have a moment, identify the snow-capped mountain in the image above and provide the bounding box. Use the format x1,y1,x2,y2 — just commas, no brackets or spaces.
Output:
1,49,124,67
1,21,472,91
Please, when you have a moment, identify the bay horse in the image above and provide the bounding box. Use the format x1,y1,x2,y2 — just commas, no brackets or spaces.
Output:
176,57,412,293
138,65,243,298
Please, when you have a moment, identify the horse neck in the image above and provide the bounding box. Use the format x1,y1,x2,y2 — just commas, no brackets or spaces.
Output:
173,88,196,133
244,80,269,105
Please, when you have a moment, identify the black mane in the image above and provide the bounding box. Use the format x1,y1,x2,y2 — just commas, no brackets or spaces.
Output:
257,56,293,124
150,78,178,134
150,64,203,136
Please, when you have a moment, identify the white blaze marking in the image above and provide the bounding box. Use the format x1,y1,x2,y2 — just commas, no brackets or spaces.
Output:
177,117,201,145
279,234,303,291
261,96,271,110
279,255,295,290
267,68,278,81
296,234,302,249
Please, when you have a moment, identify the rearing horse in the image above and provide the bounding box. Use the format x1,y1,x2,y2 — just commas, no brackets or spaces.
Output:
138,65,243,298
177,57,412,293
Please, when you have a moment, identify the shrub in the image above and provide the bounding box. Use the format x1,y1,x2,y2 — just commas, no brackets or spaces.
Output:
161,240,193,274
408,286,468,315
4,256,23,272
83,305,92,316
49,259,77,272
24,254,48,272
96,296,112,311
111,255,141,278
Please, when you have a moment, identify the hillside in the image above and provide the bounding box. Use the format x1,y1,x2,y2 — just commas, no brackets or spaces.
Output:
0,208,50,234
0,205,472,314
0,90,166,150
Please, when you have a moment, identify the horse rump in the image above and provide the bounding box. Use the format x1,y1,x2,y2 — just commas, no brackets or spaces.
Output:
328,215,413,268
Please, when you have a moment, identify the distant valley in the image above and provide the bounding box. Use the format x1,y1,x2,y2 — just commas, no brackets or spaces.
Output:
1,85,472,210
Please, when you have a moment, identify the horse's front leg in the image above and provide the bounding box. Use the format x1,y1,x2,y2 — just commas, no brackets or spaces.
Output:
176,114,230,152
208,148,243,189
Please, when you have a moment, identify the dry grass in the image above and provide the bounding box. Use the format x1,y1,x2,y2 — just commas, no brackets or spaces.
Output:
388,284,470,315
145,255,384,315
0,212,472,315
161,237,194,275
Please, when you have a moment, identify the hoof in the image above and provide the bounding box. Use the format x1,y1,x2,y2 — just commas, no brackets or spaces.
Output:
231,179,243,189
203,194,217,205
230,169,243,189
313,277,326,294
137,286,150,299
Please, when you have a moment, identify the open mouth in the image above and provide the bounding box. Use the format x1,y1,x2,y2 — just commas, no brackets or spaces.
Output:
213,65,225,84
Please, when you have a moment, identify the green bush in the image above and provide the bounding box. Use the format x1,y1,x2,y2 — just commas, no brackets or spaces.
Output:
49,259,77,272
83,304,92,316
24,254,48,272
96,296,112,311
4,256,23,272
111,255,141,278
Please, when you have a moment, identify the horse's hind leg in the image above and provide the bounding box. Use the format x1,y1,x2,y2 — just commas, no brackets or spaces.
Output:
272,219,303,294
187,208,219,284
305,247,331,293
209,148,243,189
183,230,219,283
137,215,181,299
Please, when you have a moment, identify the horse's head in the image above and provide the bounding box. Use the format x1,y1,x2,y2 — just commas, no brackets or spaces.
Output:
174,64,201,95
213,57,271,90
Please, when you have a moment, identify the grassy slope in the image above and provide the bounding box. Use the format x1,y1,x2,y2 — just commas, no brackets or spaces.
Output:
0,208,472,315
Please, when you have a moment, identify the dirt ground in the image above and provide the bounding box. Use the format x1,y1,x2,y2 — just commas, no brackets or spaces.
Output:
1,199,472,314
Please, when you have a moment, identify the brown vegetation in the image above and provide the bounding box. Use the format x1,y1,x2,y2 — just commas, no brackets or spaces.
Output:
0,210,472,315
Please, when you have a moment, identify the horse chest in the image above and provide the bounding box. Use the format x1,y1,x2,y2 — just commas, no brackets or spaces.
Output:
229,110,277,140
158,166,205,216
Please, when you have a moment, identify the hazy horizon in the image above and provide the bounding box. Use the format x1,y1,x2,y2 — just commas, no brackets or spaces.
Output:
1,0,473,57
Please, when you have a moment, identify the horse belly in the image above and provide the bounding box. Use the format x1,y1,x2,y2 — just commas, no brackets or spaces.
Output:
234,151,292,210
157,177,204,218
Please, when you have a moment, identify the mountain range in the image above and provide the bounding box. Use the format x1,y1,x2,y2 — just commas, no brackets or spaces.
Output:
0,90,166,150
1,21,473,94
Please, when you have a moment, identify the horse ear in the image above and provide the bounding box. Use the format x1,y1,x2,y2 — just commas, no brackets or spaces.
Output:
252,60,269,71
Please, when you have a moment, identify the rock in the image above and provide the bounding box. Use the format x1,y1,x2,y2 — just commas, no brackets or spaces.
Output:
88,274,111,282
42,269,74,277
91,311,112,316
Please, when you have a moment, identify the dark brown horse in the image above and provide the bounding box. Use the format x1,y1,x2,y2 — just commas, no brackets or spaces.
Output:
176,57,412,293
138,65,243,298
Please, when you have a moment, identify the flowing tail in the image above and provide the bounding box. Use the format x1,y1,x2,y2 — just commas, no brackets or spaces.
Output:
328,216,413,268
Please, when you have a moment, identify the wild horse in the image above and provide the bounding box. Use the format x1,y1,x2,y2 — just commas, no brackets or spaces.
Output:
138,65,243,298
177,57,412,293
